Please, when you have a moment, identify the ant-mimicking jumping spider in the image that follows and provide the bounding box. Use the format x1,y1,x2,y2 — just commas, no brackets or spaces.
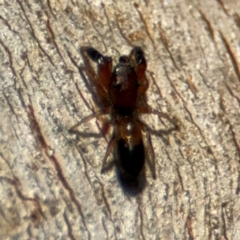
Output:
70,46,177,193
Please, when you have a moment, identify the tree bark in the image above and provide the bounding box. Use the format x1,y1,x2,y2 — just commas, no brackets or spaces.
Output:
0,0,240,239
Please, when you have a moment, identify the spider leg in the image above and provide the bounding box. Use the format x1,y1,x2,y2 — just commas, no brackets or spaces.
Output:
129,47,149,96
69,108,111,133
101,132,118,174
137,120,156,179
138,105,178,128
80,47,112,99
101,119,111,138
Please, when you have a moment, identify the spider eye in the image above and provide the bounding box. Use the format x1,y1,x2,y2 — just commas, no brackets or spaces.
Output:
119,56,130,64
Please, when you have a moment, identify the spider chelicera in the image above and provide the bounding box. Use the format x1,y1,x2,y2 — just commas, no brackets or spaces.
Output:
70,46,176,192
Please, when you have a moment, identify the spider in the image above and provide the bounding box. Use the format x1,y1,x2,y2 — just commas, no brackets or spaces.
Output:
70,46,176,192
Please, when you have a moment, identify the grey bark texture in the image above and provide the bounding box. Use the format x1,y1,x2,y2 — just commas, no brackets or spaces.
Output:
0,0,240,239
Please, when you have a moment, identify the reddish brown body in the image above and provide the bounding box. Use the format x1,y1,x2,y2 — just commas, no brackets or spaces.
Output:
70,46,176,194
109,56,139,115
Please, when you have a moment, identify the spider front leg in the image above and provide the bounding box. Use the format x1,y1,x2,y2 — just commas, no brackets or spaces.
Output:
80,47,112,100
129,47,149,96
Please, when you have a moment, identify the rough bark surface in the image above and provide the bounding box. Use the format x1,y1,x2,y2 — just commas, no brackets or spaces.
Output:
0,0,240,239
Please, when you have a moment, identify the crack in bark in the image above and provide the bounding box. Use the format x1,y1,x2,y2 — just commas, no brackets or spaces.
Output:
26,105,91,239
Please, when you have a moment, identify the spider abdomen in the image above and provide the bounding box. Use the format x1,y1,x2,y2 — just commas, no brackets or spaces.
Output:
115,138,145,184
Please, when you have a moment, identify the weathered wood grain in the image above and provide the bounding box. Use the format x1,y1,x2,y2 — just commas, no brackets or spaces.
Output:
0,0,240,239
